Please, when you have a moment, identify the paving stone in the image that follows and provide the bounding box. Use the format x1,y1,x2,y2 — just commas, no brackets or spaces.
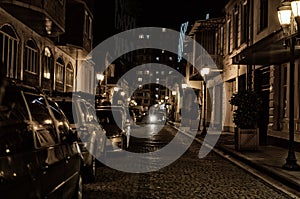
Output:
83,125,293,199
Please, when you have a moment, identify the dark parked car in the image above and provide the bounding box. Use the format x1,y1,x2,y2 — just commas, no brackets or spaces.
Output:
96,106,131,151
52,94,107,183
0,80,83,199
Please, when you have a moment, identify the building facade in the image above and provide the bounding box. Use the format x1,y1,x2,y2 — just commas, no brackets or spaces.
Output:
187,0,300,147
0,0,95,95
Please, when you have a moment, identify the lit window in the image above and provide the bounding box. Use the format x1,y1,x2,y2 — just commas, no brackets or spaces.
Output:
43,47,53,79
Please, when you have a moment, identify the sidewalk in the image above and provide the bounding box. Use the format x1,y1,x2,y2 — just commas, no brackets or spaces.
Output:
169,121,300,196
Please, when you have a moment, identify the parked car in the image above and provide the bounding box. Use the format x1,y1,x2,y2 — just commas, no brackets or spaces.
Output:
129,107,143,123
0,80,83,199
52,94,107,183
95,106,131,151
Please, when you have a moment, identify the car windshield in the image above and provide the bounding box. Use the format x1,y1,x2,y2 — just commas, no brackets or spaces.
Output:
96,109,123,126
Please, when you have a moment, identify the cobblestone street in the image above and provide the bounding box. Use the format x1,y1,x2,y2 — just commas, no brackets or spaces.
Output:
83,125,294,199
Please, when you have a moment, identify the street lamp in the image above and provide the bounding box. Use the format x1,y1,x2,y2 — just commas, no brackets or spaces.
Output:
200,67,210,137
277,0,300,170
96,73,105,95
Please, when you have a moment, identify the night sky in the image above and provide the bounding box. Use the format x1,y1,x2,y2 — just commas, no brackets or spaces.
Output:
93,0,228,45
139,0,227,28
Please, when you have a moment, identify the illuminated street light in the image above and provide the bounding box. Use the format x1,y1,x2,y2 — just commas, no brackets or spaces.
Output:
96,73,104,82
277,0,300,170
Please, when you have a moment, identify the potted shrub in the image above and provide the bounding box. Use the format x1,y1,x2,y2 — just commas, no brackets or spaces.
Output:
229,90,262,150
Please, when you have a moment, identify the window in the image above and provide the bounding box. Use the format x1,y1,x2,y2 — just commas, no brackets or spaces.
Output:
56,57,64,83
298,64,300,119
227,20,232,54
24,39,39,74
219,27,224,55
0,25,18,79
66,63,74,87
233,6,239,49
43,47,53,79
281,65,288,119
260,0,268,31
85,11,92,39
241,1,249,44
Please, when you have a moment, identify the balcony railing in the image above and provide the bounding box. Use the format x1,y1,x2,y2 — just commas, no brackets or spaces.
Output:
0,0,65,35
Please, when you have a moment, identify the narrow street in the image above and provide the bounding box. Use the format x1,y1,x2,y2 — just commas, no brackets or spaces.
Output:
83,124,293,199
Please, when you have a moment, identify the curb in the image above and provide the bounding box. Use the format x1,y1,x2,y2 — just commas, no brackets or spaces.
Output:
168,122,300,198
215,144,300,194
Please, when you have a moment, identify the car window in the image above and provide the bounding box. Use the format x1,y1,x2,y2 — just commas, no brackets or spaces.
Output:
47,99,72,142
86,103,98,123
24,93,58,147
0,89,29,121
79,101,88,123
56,100,77,124
0,89,34,155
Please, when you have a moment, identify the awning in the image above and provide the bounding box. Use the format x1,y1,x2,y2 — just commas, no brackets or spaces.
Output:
232,30,300,65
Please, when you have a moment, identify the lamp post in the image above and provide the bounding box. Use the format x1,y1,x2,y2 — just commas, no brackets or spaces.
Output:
200,67,210,137
277,0,300,170
96,73,104,94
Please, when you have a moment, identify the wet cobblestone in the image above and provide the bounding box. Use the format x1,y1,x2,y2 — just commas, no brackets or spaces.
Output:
83,125,293,199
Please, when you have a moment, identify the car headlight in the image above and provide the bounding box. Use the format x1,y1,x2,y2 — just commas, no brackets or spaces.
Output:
150,115,157,122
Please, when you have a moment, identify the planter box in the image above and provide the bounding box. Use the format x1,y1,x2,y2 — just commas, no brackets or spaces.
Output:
235,128,259,151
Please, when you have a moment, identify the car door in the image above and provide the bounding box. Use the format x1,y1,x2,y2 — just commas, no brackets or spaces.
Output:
85,102,106,159
46,98,82,199
0,88,41,198
23,93,68,199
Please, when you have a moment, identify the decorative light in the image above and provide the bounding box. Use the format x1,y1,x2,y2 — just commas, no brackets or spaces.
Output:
45,17,52,35
291,0,300,17
96,73,104,81
291,0,300,35
277,0,292,35
200,67,210,76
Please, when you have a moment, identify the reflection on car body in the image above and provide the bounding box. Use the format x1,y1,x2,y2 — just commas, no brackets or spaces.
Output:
0,80,83,199
52,93,107,183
